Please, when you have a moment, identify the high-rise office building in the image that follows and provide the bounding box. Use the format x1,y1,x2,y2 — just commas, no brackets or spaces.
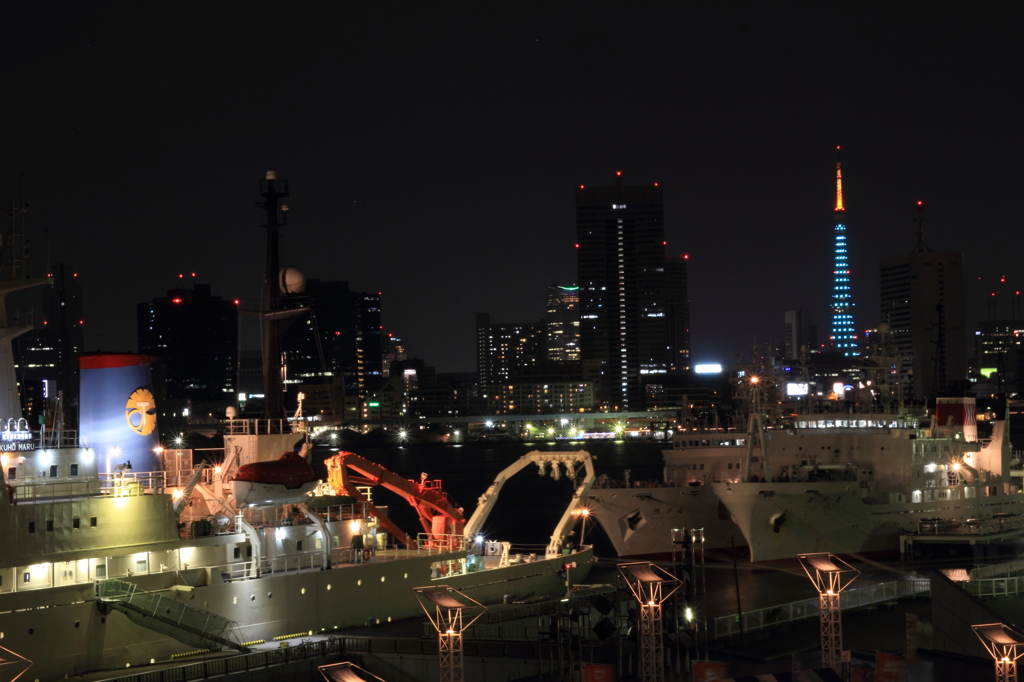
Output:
576,170,687,410
665,254,691,372
546,284,580,363
280,279,384,401
829,157,859,357
475,312,546,410
879,203,966,400
974,320,1023,396
12,262,84,422
137,283,238,401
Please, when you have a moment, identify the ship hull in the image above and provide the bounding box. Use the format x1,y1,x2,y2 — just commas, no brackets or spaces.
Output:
0,546,593,680
712,480,1024,562
588,484,742,557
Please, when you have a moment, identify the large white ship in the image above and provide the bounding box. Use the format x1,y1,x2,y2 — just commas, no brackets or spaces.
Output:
589,391,1024,563
0,425,596,681
587,433,747,557
711,396,1024,562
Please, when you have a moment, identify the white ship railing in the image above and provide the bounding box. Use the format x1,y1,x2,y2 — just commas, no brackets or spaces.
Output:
966,576,1024,598
223,418,305,435
711,578,930,639
415,532,468,554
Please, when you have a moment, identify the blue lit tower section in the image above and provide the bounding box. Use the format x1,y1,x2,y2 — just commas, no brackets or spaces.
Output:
830,157,859,357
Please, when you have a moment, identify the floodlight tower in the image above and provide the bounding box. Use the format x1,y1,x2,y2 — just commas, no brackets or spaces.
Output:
973,623,1024,682
619,562,683,682
797,553,859,669
413,586,486,682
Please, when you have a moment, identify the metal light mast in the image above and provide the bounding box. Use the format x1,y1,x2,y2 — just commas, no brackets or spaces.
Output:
974,623,1024,682
619,562,682,682
798,553,859,669
414,585,486,682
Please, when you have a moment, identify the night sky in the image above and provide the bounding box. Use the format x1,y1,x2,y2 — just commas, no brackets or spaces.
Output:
5,4,1022,373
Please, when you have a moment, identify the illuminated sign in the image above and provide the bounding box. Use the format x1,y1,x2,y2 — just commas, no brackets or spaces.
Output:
786,383,809,396
125,387,158,436
1,418,35,451
694,364,722,374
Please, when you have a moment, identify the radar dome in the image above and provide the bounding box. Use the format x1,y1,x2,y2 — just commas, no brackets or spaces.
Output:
279,266,305,295
876,321,891,335
225,406,237,419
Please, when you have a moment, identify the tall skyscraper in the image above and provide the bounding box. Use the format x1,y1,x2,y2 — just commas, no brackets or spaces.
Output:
829,155,859,357
546,284,580,362
879,202,966,400
665,254,691,372
137,283,238,402
576,170,686,410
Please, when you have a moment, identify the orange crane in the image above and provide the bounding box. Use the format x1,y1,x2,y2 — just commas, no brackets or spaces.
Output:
324,452,465,549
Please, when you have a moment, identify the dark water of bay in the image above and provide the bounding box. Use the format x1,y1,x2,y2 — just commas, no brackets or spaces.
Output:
311,439,667,551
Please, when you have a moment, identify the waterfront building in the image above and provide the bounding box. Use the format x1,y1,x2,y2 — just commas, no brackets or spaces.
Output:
575,170,687,410
137,282,238,403
546,284,580,363
829,157,859,358
879,202,966,401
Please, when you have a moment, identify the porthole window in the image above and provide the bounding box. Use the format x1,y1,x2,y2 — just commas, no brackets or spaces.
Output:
301,588,306,595
232,597,237,605
250,595,255,602
381,576,386,583
327,584,331,590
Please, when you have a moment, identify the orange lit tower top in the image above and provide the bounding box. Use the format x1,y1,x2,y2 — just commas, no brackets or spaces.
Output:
829,147,858,357
835,160,844,213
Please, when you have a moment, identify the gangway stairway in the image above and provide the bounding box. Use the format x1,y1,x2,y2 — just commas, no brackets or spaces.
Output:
95,579,249,653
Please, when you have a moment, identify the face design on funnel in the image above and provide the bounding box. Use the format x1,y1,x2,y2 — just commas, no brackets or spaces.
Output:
125,387,157,436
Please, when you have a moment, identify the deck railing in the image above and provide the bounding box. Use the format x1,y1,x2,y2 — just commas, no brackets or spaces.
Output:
711,578,931,639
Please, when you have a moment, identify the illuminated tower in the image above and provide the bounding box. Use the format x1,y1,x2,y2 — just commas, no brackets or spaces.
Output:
830,152,859,357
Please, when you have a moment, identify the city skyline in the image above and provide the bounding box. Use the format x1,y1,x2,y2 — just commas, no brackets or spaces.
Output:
3,4,1021,373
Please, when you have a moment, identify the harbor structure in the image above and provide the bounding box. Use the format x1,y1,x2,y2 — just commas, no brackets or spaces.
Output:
879,201,966,401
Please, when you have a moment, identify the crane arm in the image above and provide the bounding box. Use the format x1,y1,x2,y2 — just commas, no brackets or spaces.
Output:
325,452,465,544
173,460,210,516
